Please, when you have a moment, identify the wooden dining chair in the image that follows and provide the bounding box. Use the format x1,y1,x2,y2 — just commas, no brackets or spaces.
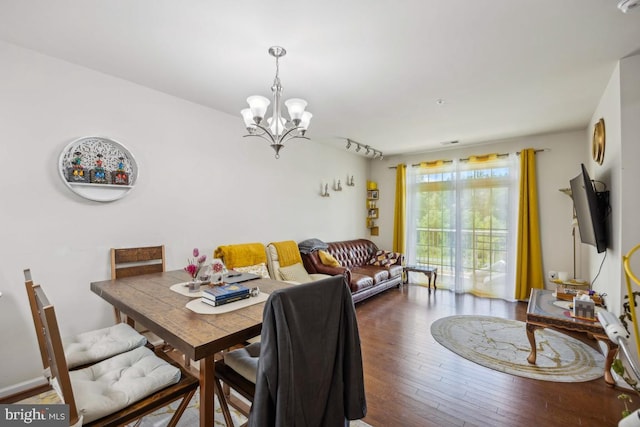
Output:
31,280,198,426
214,275,367,427
24,269,147,369
110,245,165,325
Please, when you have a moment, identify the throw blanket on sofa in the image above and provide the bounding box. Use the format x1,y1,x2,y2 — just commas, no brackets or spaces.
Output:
271,240,303,268
214,243,266,269
297,238,328,254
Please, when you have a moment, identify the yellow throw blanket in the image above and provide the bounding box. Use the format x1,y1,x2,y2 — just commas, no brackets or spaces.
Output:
213,243,266,269
271,240,303,268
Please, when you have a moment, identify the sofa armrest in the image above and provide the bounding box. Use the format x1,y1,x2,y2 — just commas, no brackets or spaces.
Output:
313,263,350,277
393,253,405,266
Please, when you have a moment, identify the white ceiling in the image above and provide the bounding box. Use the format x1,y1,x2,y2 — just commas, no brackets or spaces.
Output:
1,0,639,156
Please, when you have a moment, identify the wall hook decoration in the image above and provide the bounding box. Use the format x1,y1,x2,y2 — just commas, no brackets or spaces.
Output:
320,183,330,197
346,175,355,186
333,179,343,191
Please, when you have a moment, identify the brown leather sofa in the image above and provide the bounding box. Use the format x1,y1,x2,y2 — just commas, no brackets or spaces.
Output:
301,238,404,303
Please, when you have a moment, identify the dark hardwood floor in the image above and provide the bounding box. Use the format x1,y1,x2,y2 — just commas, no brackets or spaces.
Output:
355,284,638,427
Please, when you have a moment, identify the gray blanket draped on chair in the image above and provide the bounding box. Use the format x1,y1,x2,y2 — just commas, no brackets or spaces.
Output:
249,275,367,427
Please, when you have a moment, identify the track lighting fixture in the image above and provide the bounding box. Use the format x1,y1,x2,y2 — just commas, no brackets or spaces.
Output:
345,139,384,160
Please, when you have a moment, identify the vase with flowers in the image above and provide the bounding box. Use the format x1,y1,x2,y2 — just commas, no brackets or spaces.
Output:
184,248,207,292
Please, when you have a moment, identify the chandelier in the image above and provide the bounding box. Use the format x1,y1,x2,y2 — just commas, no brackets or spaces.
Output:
241,46,312,159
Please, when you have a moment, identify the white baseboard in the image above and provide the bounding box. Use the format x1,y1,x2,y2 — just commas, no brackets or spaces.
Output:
0,376,47,399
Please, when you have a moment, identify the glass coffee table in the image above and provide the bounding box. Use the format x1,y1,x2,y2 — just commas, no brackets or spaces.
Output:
526,288,617,385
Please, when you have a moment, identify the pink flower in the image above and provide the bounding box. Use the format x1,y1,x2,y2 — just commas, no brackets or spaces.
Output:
184,264,198,277
184,247,207,279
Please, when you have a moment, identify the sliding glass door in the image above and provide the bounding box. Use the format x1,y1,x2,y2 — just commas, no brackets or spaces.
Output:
406,156,518,300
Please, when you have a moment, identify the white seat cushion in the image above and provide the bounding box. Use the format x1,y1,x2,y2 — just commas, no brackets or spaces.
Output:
63,323,147,368
278,263,312,283
224,341,261,384
68,346,181,424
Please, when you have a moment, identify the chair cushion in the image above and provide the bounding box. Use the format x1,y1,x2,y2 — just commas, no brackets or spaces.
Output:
68,346,181,424
318,250,341,267
223,341,261,384
63,323,147,368
279,263,312,283
234,262,270,279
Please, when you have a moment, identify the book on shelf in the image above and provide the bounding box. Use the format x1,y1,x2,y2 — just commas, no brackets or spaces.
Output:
203,283,250,301
201,293,250,307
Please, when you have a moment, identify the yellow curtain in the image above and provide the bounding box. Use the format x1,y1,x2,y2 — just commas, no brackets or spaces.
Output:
393,164,406,253
515,149,544,300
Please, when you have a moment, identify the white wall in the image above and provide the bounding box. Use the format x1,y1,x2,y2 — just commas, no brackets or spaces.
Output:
0,40,368,392
585,54,640,315
618,54,640,312
586,62,622,312
370,130,589,292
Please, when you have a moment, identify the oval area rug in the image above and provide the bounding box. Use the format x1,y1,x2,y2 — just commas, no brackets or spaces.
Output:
430,315,605,382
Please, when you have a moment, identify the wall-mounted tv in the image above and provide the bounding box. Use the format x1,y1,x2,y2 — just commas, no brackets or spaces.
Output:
569,163,609,253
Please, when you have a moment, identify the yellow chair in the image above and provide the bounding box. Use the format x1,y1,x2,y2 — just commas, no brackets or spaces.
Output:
623,243,640,359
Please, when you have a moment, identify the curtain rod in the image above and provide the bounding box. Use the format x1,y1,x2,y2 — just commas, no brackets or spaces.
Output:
388,148,547,169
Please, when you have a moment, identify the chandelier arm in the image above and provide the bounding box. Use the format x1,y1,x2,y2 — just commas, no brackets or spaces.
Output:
277,126,305,144
252,123,278,144
243,133,277,145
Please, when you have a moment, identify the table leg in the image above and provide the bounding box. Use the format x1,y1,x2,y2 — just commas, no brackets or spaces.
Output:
526,323,540,364
433,270,437,289
597,338,619,386
199,356,215,427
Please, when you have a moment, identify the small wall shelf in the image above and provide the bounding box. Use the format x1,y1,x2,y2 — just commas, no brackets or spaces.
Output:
366,184,379,236
58,136,138,202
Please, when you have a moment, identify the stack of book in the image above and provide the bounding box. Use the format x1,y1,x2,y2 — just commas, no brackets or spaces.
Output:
202,284,250,307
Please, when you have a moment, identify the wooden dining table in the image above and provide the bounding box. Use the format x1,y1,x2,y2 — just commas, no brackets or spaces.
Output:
90,270,291,427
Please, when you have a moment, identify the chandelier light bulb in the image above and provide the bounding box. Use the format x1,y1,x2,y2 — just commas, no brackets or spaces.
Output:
246,96,270,124
240,109,256,131
267,116,287,137
299,112,312,132
285,98,308,125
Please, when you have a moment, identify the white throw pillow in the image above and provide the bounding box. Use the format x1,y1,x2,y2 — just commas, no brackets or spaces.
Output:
278,263,312,283
234,263,270,279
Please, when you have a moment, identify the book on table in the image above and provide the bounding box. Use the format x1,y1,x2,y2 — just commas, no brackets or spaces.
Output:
203,283,250,301
201,292,250,307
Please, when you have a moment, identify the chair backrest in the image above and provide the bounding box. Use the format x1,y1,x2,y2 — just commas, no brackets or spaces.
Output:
213,242,266,269
110,245,165,279
23,269,50,371
249,275,366,425
32,282,81,424
266,241,304,281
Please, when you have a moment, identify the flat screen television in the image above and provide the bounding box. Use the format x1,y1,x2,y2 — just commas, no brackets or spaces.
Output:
569,163,609,253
